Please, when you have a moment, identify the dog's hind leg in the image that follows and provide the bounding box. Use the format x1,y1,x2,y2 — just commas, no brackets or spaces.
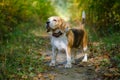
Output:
82,31,88,62
82,46,88,62
71,49,77,64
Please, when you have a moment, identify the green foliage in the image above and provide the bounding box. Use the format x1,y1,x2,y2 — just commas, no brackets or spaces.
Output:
102,32,120,46
68,0,120,37
0,0,55,79
0,0,55,40
0,28,49,79
88,0,120,36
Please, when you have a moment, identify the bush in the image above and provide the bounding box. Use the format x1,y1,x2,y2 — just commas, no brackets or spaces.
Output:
0,0,55,40
0,0,55,79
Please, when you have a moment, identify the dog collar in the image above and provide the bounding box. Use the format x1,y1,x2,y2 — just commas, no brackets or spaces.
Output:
52,31,63,37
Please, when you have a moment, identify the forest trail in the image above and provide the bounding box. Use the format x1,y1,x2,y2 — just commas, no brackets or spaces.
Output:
31,30,97,80
32,28,120,80
42,48,97,80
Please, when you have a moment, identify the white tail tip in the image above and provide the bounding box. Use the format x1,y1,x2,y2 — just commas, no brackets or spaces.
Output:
82,10,85,19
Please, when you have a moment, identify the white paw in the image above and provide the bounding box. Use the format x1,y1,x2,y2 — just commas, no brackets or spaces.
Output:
49,62,56,66
65,63,72,68
82,54,88,62
82,58,87,62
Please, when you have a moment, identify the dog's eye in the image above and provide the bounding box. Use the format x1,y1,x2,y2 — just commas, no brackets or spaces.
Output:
53,19,57,21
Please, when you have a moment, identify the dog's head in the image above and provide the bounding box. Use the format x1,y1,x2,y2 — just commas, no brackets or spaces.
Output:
46,16,68,33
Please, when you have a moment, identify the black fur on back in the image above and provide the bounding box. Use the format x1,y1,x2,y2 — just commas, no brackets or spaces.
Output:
71,29,84,48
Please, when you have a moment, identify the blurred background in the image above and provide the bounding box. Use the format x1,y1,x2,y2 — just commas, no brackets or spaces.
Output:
0,0,120,79
0,0,120,40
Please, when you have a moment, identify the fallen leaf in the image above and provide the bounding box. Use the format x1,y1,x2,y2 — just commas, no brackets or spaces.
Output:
104,73,113,77
44,56,51,62
49,74,55,80
37,73,45,80
109,68,118,72
22,75,28,79
33,77,38,80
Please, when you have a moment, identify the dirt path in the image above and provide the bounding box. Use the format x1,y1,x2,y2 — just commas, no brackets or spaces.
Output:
31,31,97,80
32,29,120,80
42,49,97,80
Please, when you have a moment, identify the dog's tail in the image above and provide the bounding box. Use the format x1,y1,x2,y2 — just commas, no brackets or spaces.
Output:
82,10,85,24
80,10,86,29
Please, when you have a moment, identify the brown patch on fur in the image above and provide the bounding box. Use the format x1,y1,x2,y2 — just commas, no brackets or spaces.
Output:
66,30,74,48
66,28,87,50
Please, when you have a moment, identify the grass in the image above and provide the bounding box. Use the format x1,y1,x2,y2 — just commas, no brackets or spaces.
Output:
0,23,49,79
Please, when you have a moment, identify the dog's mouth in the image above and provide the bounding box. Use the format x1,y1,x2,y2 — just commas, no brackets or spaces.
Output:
46,24,51,32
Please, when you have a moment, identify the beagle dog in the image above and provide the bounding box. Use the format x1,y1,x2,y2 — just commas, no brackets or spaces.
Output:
46,16,88,68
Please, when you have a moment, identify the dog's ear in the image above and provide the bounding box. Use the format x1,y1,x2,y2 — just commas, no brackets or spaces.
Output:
59,18,68,32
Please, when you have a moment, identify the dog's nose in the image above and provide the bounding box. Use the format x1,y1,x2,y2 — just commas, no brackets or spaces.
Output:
46,21,50,24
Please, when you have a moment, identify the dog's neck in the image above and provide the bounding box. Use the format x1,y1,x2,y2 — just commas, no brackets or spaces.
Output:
52,31,63,37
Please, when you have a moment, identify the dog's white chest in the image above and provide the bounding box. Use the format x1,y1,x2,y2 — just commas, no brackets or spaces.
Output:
51,36,68,50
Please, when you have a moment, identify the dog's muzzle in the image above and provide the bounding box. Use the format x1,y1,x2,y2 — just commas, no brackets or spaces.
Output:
46,21,51,32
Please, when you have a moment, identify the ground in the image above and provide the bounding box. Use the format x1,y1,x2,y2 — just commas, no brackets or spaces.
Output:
34,46,97,80
31,35,98,80
31,30,97,80
32,29,120,80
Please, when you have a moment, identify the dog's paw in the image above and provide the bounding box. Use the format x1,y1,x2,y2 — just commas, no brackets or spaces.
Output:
82,58,87,62
65,63,72,68
49,61,56,67
82,54,88,62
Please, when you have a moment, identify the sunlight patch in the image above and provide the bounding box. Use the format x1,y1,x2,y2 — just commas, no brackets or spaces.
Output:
50,0,71,21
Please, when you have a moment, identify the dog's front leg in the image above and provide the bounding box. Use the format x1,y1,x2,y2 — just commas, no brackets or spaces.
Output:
65,47,72,68
49,47,57,66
